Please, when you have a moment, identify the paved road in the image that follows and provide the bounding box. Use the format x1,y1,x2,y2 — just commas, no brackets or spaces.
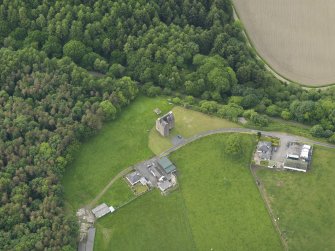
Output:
159,128,335,157
89,128,334,207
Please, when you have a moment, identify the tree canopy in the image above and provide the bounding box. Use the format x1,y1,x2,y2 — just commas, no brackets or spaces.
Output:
0,0,335,249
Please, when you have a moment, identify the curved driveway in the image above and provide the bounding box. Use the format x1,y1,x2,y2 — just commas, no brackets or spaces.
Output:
159,128,335,157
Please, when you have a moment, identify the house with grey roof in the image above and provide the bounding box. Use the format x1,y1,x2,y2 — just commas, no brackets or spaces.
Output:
125,171,142,186
256,141,272,160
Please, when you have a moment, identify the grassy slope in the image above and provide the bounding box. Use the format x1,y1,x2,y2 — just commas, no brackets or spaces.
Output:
95,134,283,251
171,134,282,251
96,178,135,208
94,190,196,251
257,146,335,251
149,106,241,154
62,96,172,210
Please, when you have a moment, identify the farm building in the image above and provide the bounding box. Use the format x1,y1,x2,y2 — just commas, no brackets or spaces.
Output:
158,180,173,192
283,159,308,172
149,166,162,178
284,142,312,172
78,227,96,251
92,203,111,219
256,141,272,160
156,111,175,136
158,156,177,174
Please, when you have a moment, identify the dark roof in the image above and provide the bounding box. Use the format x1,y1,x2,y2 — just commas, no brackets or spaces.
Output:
284,159,308,171
257,141,272,152
125,171,142,185
158,157,176,173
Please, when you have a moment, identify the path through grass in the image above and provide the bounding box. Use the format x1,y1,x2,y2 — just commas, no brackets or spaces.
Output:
62,96,172,211
95,134,283,251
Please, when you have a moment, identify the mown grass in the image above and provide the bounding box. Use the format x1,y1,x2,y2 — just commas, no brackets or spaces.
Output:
95,134,283,251
62,96,173,211
96,178,135,208
149,106,241,154
257,146,335,251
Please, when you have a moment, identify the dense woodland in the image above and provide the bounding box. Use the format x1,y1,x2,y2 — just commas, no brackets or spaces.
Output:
0,0,335,250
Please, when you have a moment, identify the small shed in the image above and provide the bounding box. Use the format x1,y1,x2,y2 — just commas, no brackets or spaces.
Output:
92,203,111,219
109,206,115,213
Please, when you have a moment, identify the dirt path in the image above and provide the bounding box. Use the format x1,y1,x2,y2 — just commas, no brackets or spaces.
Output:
250,166,288,251
88,166,133,208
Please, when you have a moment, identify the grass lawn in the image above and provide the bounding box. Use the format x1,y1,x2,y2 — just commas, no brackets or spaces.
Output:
95,134,283,251
97,178,135,208
133,183,149,195
62,96,173,211
256,146,335,251
149,106,241,154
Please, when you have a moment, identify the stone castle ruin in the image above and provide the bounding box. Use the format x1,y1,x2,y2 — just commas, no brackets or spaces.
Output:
156,111,175,136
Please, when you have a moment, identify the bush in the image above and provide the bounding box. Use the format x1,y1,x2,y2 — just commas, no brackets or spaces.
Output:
310,124,325,138
281,110,292,120
218,103,244,121
146,86,162,97
184,96,195,105
172,97,181,104
266,105,281,117
199,100,219,113
224,134,242,157
250,113,269,127
328,134,335,143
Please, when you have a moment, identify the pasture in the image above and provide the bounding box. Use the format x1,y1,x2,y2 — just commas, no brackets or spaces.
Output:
94,134,283,251
233,0,335,86
62,96,173,211
148,106,240,154
257,146,335,250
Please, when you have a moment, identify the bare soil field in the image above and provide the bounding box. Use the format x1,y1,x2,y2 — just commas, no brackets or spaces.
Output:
233,0,335,86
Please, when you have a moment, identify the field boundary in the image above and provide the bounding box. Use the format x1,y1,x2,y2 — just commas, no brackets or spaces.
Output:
231,3,335,89
250,165,288,250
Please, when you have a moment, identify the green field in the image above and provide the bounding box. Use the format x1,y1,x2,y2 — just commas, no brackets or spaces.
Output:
62,96,173,211
62,96,335,251
257,146,335,250
94,134,283,251
96,178,135,208
149,106,240,154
